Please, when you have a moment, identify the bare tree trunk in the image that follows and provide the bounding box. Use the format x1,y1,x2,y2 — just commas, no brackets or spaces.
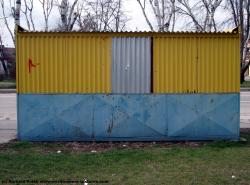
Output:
137,0,176,31
15,0,21,25
242,0,250,63
0,37,8,76
177,0,222,32
229,0,238,27
0,36,4,73
161,0,165,28
171,3,175,32
149,0,163,31
225,0,249,83
154,0,162,30
60,0,68,30
115,0,121,31
166,0,175,31
240,0,244,83
58,0,79,31
240,0,250,83
69,12,78,31
67,0,78,30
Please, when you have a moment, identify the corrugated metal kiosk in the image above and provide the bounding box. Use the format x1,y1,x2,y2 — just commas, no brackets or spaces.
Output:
16,27,240,141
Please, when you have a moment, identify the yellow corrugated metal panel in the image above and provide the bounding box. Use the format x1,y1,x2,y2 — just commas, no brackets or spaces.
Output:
153,37,197,93
65,36,111,93
153,36,239,93
17,34,111,93
197,37,240,93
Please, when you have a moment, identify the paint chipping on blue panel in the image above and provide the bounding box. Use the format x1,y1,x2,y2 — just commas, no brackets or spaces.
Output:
18,94,239,141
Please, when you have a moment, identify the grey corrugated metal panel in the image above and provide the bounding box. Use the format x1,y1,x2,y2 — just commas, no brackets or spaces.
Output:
112,37,151,93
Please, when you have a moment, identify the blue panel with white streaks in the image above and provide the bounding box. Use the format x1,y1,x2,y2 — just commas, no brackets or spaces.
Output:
18,94,239,141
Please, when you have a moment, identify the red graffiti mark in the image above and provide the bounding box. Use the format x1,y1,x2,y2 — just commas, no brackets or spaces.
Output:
28,58,39,73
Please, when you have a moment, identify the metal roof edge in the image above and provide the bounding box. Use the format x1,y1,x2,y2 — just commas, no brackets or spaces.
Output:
17,25,238,35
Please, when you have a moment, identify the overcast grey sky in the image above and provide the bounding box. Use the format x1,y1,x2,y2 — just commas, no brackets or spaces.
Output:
0,0,231,47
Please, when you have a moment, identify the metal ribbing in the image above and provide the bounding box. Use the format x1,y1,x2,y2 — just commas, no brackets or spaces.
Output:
197,37,240,93
17,35,111,93
112,37,151,93
16,32,239,94
154,36,239,93
153,37,197,93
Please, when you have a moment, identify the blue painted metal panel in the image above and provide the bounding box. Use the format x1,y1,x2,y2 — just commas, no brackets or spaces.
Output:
93,95,167,140
167,94,240,140
18,95,94,141
18,94,239,141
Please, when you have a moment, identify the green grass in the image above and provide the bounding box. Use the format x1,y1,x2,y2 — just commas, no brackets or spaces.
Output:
241,80,250,88
0,80,16,89
0,134,250,185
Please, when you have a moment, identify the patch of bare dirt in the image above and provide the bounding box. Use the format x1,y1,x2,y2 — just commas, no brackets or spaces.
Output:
37,141,204,154
0,140,207,153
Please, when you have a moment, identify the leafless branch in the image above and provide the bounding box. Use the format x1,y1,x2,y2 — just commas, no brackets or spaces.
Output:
137,0,154,31
0,0,14,45
39,0,54,31
77,0,128,32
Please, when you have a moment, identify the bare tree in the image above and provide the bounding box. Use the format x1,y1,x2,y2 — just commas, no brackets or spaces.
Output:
239,0,250,82
0,34,8,76
223,0,239,27
177,0,222,32
22,0,35,31
113,0,127,31
240,0,249,82
137,0,176,31
0,0,15,45
39,0,54,31
56,0,79,31
223,0,250,82
77,0,128,32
